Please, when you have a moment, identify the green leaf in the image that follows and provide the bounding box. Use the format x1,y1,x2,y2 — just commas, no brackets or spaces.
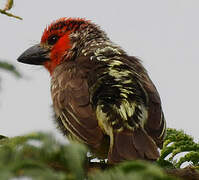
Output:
158,128,199,168
0,61,21,77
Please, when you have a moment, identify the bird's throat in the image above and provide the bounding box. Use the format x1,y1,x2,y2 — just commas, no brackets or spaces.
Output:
44,61,54,75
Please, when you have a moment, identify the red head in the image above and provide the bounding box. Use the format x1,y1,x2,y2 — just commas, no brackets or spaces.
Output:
17,18,89,75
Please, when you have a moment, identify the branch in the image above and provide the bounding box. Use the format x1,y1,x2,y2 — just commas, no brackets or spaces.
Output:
86,161,199,180
165,167,199,180
0,0,22,20
0,9,22,20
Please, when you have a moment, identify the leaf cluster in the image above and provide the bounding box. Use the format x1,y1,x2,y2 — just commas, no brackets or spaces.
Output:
0,61,21,78
0,130,184,180
158,128,199,169
0,132,87,180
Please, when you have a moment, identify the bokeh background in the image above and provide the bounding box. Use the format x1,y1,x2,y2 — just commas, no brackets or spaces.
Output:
0,0,198,141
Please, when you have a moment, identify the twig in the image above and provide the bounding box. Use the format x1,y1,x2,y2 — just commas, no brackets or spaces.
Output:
0,9,22,20
165,166,199,180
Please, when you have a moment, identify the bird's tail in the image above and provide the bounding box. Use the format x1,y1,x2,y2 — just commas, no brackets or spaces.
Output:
108,127,159,164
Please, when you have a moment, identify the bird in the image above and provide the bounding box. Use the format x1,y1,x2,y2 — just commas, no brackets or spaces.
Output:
17,17,166,164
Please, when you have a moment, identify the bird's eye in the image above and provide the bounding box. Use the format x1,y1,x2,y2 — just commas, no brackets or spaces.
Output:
47,35,59,45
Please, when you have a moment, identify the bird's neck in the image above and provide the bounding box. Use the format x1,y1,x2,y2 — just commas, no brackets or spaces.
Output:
68,24,125,59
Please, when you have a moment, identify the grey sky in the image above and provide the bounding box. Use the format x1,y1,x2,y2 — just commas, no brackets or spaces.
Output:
0,0,198,141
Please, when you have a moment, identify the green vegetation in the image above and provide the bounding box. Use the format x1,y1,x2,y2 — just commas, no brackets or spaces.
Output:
0,129,198,180
158,128,199,169
0,61,21,77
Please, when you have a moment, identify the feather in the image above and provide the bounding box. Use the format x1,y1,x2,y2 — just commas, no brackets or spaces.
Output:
108,127,159,164
51,59,104,149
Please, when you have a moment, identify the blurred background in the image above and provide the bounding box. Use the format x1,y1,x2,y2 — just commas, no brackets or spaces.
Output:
0,0,198,141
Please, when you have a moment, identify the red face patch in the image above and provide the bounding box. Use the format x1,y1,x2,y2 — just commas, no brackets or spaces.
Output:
41,18,89,74
44,32,71,74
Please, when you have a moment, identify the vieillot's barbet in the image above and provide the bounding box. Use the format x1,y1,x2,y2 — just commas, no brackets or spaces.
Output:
17,17,166,164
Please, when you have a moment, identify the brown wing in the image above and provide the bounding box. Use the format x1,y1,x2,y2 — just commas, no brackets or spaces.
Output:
86,54,165,163
126,56,166,148
51,58,104,149
143,77,166,148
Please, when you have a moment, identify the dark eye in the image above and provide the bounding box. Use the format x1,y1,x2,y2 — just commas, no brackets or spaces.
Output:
47,35,59,45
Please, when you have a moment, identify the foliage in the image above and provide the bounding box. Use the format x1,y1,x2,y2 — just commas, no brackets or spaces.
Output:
158,128,199,169
0,61,21,78
0,1,21,81
0,129,198,180
89,161,177,180
0,0,22,20
0,132,87,180
0,60,21,91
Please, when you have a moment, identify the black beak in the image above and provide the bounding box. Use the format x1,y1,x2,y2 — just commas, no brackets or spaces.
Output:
17,44,50,65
